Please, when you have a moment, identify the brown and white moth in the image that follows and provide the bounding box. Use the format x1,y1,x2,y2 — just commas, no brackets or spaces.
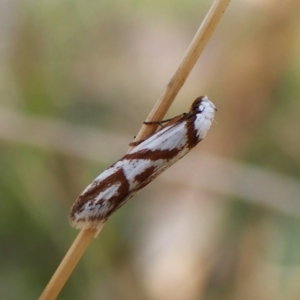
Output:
70,96,216,232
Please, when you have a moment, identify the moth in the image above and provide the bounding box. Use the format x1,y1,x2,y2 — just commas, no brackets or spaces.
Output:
70,96,216,232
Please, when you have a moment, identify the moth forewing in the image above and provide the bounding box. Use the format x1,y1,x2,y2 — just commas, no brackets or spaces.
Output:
129,120,188,154
70,96,216,231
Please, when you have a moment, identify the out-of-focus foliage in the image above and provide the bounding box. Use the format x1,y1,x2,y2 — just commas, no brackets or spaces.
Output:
1,0,300,299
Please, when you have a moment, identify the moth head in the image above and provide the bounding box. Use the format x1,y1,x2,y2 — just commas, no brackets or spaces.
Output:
198,103,205,113
191,96,217,117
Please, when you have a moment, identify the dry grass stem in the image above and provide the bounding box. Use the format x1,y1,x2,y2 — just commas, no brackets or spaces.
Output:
133,0,230,143
39,0,230,299
39,228,99,300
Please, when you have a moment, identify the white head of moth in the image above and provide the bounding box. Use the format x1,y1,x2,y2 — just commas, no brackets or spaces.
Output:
70,96,216,233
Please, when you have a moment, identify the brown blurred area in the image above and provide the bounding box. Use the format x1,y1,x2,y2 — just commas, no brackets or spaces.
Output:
1,0,300,299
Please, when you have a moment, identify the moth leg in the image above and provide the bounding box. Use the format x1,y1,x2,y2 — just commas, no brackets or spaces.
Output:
130,113,188,146
143,118,172,127
144,113,188,127
130,119,170,146
129,139,146,146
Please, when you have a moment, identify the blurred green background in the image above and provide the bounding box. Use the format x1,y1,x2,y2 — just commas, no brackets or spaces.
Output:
1,0,300,299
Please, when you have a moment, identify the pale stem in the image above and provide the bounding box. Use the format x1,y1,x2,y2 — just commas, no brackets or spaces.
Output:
39,0,230,299
133,0,230,142
39,227,101,300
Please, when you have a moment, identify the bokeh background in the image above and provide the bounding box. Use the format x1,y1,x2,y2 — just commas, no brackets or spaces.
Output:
1,0,300,299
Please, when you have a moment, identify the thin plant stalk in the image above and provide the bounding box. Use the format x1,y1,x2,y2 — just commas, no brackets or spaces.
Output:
133,0,230,142
39,0,230,299
40,228,99,300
